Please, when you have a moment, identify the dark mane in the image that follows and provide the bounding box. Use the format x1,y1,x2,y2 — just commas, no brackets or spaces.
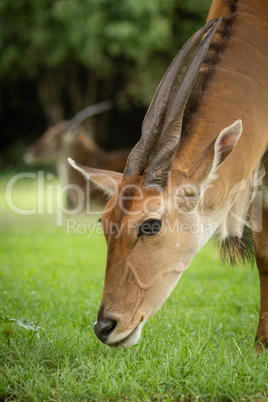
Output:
182,0,239,132
224,0,239,13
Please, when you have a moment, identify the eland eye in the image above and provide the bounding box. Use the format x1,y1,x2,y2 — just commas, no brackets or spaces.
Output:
138,219,162,237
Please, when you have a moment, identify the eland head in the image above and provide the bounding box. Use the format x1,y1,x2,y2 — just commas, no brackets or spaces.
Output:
68,18,245,347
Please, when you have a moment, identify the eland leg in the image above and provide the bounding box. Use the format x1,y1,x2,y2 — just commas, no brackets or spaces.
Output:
254,206,268,351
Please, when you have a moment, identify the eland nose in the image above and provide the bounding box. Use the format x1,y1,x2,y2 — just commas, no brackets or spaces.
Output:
93,317,117,343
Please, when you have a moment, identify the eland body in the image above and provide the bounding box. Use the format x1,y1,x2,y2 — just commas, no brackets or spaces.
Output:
69,0,268,350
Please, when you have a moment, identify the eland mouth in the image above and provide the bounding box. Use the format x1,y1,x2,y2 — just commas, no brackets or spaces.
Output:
93,319,144,348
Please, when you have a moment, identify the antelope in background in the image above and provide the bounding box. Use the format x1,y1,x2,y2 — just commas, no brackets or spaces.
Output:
24,101,130,207
69,0,268,350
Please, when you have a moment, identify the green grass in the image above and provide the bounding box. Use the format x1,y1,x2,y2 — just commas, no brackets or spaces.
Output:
0,171,268,401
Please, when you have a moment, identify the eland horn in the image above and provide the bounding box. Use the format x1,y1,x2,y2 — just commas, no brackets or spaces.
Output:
123,18,222,185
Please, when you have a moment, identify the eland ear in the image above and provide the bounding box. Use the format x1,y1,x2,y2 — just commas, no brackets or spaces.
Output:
213,119,242,169
68,158,122,198
189,120,242,186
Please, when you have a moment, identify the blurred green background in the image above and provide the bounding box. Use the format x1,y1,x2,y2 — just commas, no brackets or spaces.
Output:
0,0,211,170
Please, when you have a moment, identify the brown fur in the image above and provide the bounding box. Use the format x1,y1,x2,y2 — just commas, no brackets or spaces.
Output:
183,0,268,350
182,0,262,270
253,205,268,350
182,15,237,134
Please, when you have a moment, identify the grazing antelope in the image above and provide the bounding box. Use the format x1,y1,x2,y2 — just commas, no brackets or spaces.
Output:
69,0,268,350
24,101,130,207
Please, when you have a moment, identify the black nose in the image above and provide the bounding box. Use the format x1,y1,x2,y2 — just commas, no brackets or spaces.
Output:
94,317,117,343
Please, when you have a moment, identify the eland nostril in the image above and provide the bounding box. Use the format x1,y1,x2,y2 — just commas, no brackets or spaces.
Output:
93,317,117,343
